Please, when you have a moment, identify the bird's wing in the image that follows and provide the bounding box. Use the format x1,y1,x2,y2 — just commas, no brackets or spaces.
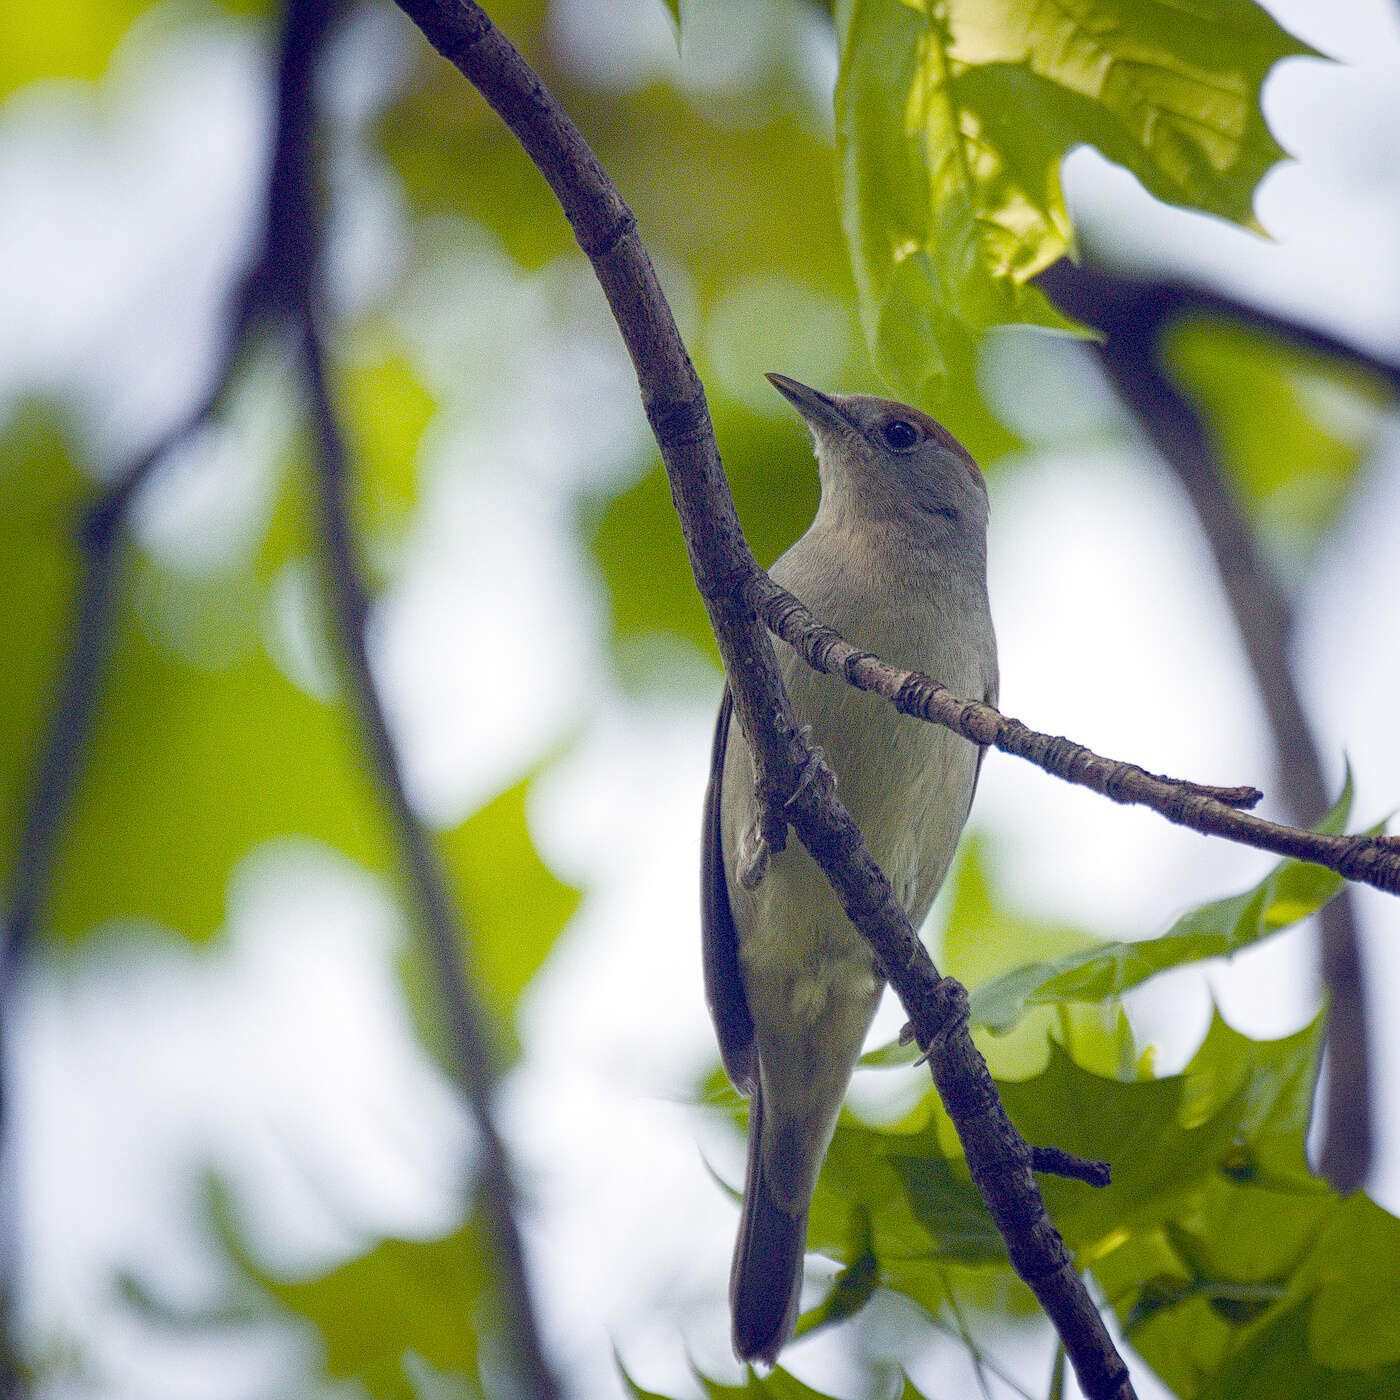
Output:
701,688,756,1093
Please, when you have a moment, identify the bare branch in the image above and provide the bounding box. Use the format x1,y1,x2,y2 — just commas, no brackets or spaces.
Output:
299,326,561,1400
1031,1146,1113,1189
256,3,561,1391
391,2,1139,1394
752,575,1399,892
1037,256,1385,1192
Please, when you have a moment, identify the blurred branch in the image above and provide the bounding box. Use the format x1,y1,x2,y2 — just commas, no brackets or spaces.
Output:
1037,256,1386,1193
2,1,561,1395
255,2,563,1394
0,64,263,1400
299,326,560,1400
1036,259,1400,393
391,3,1138,1396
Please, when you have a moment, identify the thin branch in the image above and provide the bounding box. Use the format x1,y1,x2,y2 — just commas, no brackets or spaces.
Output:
3,1,560,1394
390,3,1136,1396
260,2,561,1391
1037,256,1381,1192
0,84,256,1400
753,578,1400,892
299,326,560,1400
1032,1146,1112,1189
1035,258,1400,394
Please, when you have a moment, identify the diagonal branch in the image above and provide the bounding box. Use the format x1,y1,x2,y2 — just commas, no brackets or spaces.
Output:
1037,256,1383,1192
299,324,560,1400
390,2,1138,1396
248,2,563,1392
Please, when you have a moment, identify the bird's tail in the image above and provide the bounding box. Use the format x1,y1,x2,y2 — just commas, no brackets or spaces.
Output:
729,1086,808,1366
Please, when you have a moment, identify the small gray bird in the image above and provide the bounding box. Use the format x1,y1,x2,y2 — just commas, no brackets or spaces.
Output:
701,374,998,1364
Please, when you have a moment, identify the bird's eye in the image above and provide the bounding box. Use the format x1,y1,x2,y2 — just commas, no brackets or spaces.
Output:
881,419,920,452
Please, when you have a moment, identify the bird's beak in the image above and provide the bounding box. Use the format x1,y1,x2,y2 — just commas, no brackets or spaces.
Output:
766,373,854,435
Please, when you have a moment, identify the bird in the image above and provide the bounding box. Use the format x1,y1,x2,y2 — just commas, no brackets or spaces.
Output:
701,373,998,1365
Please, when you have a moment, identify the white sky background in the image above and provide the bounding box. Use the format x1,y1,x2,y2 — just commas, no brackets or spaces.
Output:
2,0,1400,1398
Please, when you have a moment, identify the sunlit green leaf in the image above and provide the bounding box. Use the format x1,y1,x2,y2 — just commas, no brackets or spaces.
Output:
801,1003,1372,1381
835,0,1314,399
970,779,1358,1034
639,1360,920,1400
0,0,271,102
1291,1194,1400,1369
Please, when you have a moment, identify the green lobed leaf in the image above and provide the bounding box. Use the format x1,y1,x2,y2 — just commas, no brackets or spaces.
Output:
1196,1304,1400,1400
835,0,1315,399
1290,1194,1400,1370
627,1361,934,1400
970,778,1358,1034
802,1007,1368,1376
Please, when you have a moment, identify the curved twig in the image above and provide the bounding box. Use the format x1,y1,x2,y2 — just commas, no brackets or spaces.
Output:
390,3,1138,1396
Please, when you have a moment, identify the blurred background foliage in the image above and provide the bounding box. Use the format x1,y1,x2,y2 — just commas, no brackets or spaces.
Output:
2,0,1398,1398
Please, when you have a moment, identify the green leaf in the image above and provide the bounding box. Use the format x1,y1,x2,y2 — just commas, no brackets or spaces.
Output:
794,1228,879,1339
1,0,154,98
1165,318,1390,554
407,769,580,1057
45,546,393,944
1197,1303,1400,1400
588,404,819,657
1291,1194,1400,1370
194,1174,490,1399
242,1219,488,1400
3,400,400,947
809,1111,1009,1277
835,0,1314,397
0,0,271,103
669,1361,920,1400
335,338,436,549
970,779,1358,1034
